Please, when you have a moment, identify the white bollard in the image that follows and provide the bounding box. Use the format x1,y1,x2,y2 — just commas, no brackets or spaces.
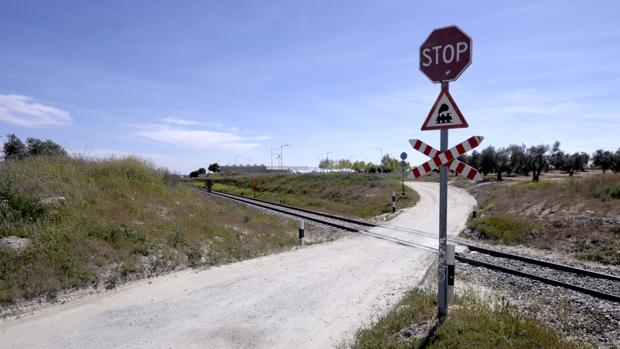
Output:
392,192,396,213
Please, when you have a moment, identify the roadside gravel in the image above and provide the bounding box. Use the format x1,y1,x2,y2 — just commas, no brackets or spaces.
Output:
462,250,620,297
457,259,620,349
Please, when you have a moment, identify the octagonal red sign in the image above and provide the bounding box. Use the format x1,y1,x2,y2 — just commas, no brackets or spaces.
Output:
419,26,472,83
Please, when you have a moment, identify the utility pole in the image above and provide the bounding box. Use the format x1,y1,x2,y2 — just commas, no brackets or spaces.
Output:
375,147,383,159
234,155,241,166
271,147,279,170
280,144,289,170
400,152,408,196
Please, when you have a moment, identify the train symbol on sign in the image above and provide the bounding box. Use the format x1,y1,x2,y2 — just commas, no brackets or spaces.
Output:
421,89,469,131
436,103,453,124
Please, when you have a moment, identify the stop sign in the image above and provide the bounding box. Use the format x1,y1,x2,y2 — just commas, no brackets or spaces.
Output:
420,26,472,83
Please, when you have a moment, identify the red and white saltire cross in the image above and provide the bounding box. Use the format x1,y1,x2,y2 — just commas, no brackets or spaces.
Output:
409,136,484,181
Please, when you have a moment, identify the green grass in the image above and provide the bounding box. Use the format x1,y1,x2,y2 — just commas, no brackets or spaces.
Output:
188,172,420,218
353,288,586,349
598,184,620,201
561,173,620,201
575,240,620,265
468,173,620,265
512,179,554,190
467,215,533,244
500,173,620,203
0,156,298,303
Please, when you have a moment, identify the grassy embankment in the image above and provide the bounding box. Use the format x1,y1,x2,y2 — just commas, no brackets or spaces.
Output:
465,173,620,265
0,156,299,304
188,172,420,218
353,288,586,349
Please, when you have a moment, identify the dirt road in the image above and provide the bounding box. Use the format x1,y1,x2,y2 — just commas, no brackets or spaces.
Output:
0,182,475,349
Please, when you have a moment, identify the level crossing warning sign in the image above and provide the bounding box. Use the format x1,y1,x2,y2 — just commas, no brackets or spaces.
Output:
421,89,468,131
409,137,483,181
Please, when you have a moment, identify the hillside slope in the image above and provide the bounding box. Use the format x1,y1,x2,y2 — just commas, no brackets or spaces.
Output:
466,173,620,265
190,172,419,218
0,157,298,304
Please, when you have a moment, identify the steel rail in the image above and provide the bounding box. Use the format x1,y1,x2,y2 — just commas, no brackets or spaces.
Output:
194,187,620,302
205,190,360,232
206,189,620,283
197,188,436,252
212,189,376,227
456,255,620,303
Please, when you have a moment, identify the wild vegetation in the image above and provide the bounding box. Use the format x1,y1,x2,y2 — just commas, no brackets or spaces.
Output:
352,288,584,349
466,173,620,265
0,155,299,303
189,172,419,218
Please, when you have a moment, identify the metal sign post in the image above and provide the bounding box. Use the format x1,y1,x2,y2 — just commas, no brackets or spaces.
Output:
413,25,481,319
400,152,408,196
438,83,449,317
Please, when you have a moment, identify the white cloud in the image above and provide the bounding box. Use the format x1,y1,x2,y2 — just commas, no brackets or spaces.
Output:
132,124,263,150
162,117,202,126
0,94,72,128
162,117,225,129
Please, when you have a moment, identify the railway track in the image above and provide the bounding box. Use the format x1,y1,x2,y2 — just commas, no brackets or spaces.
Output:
195,187,620,303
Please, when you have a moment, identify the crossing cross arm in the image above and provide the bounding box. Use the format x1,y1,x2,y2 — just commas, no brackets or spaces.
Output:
409,136,484,181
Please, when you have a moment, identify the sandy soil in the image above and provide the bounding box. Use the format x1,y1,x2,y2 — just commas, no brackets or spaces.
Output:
0,182,475,349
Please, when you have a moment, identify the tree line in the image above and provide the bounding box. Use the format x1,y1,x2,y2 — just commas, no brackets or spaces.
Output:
458,141,620,181
318,154,410,173
2,134,67,160
188,163,220,178
317,142,619,181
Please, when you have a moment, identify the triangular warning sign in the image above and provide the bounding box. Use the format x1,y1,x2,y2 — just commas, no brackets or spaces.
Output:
421,89,469,131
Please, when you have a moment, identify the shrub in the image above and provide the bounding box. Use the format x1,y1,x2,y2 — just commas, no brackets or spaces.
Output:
598,184,620,201
0,184,45,224
467,215,533,243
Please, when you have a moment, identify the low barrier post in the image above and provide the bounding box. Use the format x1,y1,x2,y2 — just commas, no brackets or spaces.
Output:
299,220,305,246
392,192,396,213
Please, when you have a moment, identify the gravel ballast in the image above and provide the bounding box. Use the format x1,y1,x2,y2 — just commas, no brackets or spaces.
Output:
457,256,620,349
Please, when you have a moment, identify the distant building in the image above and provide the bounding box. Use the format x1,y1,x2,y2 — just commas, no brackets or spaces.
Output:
220,164,269,173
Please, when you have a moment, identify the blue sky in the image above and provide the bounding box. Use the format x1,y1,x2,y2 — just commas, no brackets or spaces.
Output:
1,0,619,172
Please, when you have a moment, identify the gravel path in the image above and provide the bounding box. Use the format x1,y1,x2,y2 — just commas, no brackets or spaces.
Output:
0,182,475,349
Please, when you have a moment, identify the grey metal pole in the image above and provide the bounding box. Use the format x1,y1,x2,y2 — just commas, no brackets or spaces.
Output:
438,81,449,319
